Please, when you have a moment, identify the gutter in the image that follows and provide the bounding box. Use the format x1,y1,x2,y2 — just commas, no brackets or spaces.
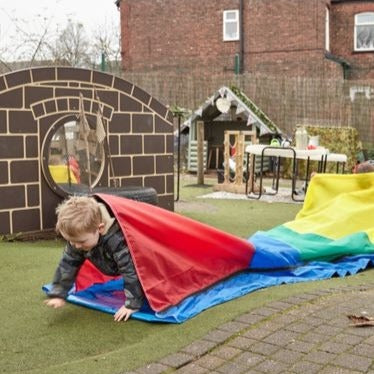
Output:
330,0,374,3
325,52,351,79
239,0,244,73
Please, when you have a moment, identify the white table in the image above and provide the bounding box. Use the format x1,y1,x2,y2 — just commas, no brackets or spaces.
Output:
245,144,330,159
310,152,348,173
245,145,331,201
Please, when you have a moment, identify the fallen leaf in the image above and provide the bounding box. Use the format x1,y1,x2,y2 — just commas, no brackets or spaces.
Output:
347,314,374,327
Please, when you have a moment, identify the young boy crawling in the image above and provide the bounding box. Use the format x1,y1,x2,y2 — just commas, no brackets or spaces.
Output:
44,195,144,322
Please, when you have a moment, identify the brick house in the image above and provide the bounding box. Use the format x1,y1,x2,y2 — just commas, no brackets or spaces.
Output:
116,0,374,80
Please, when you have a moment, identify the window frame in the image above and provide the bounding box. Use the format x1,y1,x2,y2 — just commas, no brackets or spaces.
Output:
41,114,106,198
223,9,240,42
354,12,374,52
325,7,330,51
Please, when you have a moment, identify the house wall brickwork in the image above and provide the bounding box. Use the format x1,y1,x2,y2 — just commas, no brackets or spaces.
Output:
244,0,338,77
0,67,174,236
330,1,374,79
120,0,239,72
118,0,373,79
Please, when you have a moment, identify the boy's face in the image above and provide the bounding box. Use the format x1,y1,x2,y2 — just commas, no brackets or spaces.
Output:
63,223,105,251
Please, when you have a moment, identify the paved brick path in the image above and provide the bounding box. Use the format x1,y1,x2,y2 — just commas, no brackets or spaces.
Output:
125,285,374,374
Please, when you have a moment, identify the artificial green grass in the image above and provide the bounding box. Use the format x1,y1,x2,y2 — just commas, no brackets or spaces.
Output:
177,197,301,238
175,177,301,238
1,176,373,374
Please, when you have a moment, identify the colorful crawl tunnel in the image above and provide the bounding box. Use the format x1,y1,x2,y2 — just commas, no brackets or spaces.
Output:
43,173,374,323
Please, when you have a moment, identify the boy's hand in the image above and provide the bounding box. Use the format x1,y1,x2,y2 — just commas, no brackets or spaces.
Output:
44,298,66,308
114,305,138,322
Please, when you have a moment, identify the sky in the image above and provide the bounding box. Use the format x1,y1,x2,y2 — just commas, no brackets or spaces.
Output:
0,0,120,61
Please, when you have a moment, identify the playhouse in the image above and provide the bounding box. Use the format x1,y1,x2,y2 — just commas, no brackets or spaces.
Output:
0,67,174,236
182,86,282,172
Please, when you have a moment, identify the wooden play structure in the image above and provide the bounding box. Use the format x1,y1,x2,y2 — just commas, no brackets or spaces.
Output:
214,129,257,194
184,86,282,175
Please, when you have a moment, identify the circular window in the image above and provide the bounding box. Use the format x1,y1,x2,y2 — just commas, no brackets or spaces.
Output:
41,114,106,197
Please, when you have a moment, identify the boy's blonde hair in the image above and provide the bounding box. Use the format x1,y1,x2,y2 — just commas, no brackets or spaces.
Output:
56,196,102,238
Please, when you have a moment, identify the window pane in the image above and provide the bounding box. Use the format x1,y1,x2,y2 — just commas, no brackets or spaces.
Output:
225,11,237,20
47,119,105,193
356,13,374,24
226,23,238,39
357,25,374,49
223,10,239,41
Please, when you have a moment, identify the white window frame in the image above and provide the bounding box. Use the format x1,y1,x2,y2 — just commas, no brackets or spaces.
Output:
223,10,240,41
354,12,374,51
349,86,373,102
325,7,330,51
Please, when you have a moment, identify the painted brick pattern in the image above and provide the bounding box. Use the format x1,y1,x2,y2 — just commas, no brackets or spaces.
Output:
0,67,173,235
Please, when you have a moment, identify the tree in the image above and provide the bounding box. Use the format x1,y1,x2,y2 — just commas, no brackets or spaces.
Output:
51,21,91,67
91,20,121,73
0,8,55,66
0,10,120,71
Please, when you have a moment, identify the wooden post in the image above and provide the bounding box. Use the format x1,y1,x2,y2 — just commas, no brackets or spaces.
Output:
214,129,258,194
223,131,230,184
235,132,244,185
197,120,204,185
